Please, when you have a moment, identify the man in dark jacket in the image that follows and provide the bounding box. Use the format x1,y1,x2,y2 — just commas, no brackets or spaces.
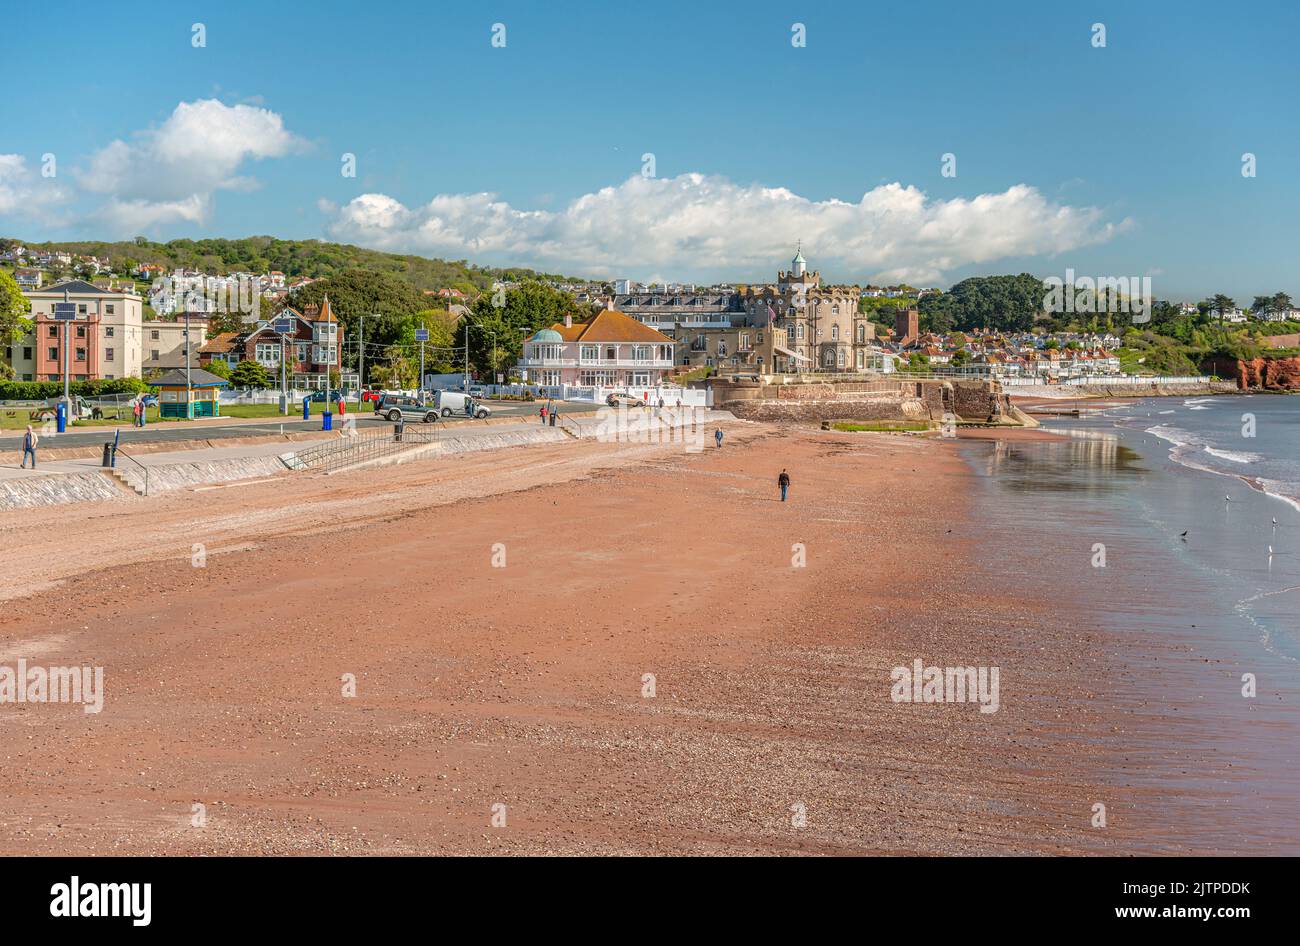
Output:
778,469,790,502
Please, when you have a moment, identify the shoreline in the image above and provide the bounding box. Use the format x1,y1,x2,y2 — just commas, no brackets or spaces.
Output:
0,424,1264,854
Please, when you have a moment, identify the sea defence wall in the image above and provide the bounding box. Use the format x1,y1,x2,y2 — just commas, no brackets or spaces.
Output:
710,377,1025,425
0,471,125,510
1006,380,1240,398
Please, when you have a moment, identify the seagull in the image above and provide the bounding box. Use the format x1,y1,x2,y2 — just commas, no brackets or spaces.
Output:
1268,545,1274,556
1180,530,1188,540
1225,495,1231,502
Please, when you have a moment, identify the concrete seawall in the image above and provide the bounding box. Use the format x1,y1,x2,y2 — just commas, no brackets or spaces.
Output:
0,471,125,510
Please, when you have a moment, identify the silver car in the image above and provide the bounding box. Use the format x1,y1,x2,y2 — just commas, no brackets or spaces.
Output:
375,395,440,423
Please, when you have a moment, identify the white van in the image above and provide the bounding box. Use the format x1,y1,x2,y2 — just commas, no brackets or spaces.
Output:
435,389,491,419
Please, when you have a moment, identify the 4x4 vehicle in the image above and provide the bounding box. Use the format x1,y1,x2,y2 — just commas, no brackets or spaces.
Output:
606,392,646,408
374,394,440,423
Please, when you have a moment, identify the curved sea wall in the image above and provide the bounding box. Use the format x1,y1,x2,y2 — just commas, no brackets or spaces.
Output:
711,377,1024,425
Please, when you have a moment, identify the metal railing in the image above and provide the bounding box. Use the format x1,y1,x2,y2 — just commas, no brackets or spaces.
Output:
113,447,150,496
287,426,443,474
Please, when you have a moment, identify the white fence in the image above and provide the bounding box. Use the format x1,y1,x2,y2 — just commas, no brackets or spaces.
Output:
999,375,1212,387
479,382,711,407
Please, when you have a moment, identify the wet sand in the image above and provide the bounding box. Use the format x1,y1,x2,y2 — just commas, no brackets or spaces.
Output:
0,423,1226,854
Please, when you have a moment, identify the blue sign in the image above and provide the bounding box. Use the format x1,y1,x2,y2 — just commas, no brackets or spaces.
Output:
52,302,77,320
414,329,429,342
272,318,295,333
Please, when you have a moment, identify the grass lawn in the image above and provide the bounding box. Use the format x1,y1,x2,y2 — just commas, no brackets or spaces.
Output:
1,400,367,429
829,421,930,432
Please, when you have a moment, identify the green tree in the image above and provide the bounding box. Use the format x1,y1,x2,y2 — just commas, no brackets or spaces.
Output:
0,268,33,344
203,359,232,380
465,280,588,377
229,359,273,389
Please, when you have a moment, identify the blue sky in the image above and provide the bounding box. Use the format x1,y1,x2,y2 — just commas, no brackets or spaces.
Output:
2,0,1298,300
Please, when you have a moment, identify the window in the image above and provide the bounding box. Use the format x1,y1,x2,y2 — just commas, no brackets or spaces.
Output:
47,347,58,360
796,323,804,340
76,325,86,338
105,326,115,337
106,304,114,315
255,343,282,363
832,304,840,316
580,344,599,362
831,325,839,341
78,304,87,315
296,343,309,362
739,333,750,350
837,350,845,368
151,350,160,361
857,324,865,344
857,350,864,369
105,347,115,362
717,340,728,357
151,330,160,340
22,347,31,360
824,350,835,367
48,326,58,338
631,345,651,361
605,347,616,361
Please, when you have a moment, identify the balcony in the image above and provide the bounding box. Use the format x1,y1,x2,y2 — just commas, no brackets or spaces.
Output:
520,357,673,369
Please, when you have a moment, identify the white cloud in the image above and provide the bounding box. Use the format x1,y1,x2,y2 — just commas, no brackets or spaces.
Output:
0,154,72,221
326,173,1131,284
76,99,304,231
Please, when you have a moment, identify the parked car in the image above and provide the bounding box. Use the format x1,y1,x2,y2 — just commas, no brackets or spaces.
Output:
359,388,383,403
306,390,345,403
467,385,487,398
435,389,492,419
374,394,440,423
606,392,646,408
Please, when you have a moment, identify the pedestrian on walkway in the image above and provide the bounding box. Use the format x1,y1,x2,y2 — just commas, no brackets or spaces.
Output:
540,404,548,424
132,398,143,427
715,428,724,448
20,425,38,469
778,469,791,502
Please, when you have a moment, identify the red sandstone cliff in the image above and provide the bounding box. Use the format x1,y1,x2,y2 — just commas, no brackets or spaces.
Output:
1204,356,1300,391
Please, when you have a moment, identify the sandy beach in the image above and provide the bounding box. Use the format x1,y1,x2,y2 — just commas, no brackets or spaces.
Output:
0,422,1240,854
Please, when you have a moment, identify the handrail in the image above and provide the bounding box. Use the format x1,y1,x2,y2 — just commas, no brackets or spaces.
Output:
113,447,150,497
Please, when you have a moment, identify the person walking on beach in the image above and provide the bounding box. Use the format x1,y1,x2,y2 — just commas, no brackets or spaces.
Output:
715,428,724,448
778,469,790,502
539,404,548,424
21,425,38,468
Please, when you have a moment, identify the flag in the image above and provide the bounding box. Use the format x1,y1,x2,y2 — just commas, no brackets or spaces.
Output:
766,303,776,325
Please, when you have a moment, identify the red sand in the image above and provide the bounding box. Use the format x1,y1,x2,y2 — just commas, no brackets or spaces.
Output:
0,424,1208,854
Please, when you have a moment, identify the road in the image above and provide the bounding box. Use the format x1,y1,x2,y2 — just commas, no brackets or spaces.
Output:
0,399,593,451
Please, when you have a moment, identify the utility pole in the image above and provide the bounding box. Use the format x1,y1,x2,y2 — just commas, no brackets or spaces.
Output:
463,319,470,391
61,285,70,408
359,313,369,393
184,306,192,418
280,333,288,415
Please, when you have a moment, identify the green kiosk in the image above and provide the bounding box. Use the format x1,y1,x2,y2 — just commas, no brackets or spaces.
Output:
152,368,228,419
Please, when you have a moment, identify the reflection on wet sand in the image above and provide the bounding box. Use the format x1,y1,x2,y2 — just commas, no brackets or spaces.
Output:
983,435,1145,493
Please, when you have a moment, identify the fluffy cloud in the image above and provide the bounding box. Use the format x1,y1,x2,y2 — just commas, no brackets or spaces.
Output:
326,174,1130,284
76,99,304,231
0,154,72,221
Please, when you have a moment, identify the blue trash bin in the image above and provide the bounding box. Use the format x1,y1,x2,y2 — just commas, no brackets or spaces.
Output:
302,398,310,420
322,411,333,432
56,401,66,433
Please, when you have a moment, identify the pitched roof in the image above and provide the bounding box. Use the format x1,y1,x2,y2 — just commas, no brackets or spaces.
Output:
549,309,673,344
148,368,229,388
27,279,133,297
198,332,238,354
